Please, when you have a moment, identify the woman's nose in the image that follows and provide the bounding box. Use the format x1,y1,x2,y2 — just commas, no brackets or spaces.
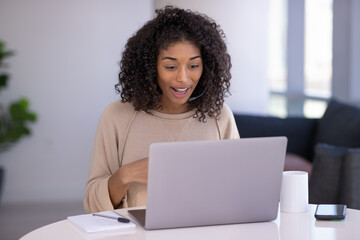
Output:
176,66,190,83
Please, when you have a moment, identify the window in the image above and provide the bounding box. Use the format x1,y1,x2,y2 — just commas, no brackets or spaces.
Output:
268,0,333,118
268,0,287,93
304,0,333,98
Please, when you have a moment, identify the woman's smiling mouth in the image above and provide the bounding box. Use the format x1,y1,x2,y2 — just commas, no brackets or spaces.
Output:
171,87,190,98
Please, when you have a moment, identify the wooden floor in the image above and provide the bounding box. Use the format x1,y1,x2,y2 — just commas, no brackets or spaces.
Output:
0,201,85,240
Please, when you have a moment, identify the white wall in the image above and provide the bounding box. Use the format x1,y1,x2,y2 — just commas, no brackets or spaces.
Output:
155,0,270,114
0,0,152,203
350,0,360,101
332,0,360,104
0,0,270,204
332,0,352,102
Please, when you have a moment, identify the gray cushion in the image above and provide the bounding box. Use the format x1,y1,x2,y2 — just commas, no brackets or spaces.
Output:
316,99,360,147
310,143,360,210
340,149,360,210
309,143,346,204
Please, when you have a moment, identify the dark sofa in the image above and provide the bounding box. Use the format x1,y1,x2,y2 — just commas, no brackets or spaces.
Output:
233,99,360,210
234,113,317,173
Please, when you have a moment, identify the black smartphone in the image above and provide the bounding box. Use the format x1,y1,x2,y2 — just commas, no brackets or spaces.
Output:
315,204,347,220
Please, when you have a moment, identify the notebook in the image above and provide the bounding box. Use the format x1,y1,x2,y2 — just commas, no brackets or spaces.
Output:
67,211,136,233
128,137,287,230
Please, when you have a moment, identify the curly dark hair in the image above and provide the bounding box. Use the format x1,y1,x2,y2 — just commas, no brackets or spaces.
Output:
115,6,232,122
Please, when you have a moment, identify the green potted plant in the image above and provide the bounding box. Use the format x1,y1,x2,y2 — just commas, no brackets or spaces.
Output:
0,40,37,200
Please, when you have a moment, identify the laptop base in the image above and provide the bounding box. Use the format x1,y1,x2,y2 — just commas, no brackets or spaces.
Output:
128,209,146,227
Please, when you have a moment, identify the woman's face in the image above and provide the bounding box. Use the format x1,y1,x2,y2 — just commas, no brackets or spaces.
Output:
156,40,203,114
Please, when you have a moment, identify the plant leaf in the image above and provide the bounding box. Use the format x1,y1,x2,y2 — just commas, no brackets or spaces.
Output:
0,74,9,89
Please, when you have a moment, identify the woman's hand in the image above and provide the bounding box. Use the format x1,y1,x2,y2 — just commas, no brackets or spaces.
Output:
122,158,149,185
108,158,148,208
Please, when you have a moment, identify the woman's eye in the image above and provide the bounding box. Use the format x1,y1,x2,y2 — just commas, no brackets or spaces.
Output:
191,65,199,69
165,66,176,70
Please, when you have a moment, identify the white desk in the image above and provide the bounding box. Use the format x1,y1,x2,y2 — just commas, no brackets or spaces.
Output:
20,205,360,240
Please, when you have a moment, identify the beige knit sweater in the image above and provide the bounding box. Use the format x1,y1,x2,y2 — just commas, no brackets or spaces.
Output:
84,100,240,213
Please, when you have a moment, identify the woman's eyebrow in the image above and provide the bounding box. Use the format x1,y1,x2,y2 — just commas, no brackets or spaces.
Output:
161,56,201,61
162,56,177,60
190,56,201,60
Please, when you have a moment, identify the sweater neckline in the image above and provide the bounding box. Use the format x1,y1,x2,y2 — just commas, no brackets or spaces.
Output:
149,108,196,120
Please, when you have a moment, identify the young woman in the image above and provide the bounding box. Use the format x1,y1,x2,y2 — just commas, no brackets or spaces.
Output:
84,6,240,213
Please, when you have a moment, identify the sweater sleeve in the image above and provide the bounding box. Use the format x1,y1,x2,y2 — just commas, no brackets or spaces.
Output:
83,101,133,213
217,104,240,140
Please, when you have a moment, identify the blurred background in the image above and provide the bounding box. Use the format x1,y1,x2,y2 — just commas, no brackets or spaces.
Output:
0,0,359,239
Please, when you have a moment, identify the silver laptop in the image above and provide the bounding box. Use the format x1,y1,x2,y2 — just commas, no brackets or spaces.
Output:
128,137,287,230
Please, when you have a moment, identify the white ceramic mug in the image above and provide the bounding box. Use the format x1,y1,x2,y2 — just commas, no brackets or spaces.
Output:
280,211,310,240
280,171,309,213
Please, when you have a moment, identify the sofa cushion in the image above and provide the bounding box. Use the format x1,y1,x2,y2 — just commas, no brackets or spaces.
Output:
309,143,346,204
340,149,360,210
316,99,360,147
309,143,360,210
234,114,317,161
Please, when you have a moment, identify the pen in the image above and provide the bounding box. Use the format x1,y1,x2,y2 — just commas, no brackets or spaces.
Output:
93,213,130,223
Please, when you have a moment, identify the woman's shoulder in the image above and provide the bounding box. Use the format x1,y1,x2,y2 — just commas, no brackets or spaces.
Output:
100,100,136,124
103,100,135,114
216,103,240,139
218,103,234,119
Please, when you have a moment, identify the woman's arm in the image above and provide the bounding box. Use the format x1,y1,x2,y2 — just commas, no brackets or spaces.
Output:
108,158,148,208
84,101,143,213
